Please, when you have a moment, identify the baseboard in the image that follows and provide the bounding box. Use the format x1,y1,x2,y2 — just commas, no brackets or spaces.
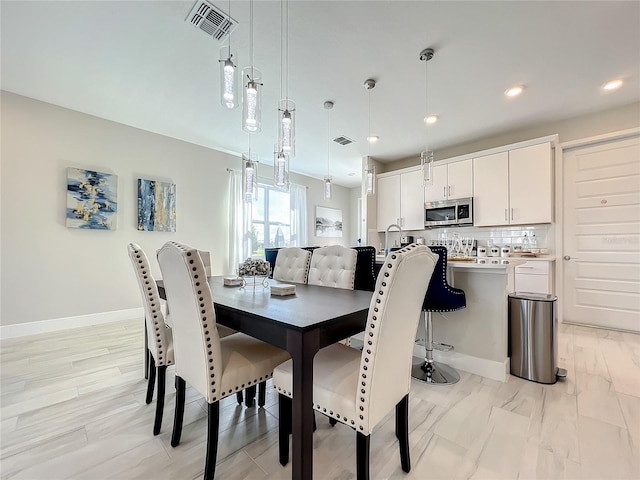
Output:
0,308,143,340
413,344,510,382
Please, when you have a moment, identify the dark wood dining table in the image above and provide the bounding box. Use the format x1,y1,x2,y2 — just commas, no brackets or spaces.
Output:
156,276,373,480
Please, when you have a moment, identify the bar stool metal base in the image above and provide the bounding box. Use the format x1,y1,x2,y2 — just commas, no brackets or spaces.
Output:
411,357,460,385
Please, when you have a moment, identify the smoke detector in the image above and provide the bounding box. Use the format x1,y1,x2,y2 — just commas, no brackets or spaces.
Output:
186,0,238,41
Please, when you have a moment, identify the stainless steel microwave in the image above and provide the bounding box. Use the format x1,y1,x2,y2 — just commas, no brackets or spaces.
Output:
425,197,473,228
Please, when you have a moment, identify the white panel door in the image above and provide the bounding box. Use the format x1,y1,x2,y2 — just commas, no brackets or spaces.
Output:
563,134,640,332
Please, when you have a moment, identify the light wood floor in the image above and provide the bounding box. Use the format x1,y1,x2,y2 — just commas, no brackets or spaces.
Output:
1,318,639,479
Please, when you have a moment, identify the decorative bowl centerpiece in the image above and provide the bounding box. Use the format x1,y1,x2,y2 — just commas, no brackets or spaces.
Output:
238,258,270,290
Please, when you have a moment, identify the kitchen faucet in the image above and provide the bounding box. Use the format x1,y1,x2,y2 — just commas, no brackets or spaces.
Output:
384,223,403,257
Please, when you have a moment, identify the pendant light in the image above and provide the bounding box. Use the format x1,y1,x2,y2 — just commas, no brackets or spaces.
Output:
277,0,295,156
242,0,262,133
419,47,435,184
364,78,376,196
324,101,334,201
243,137,258,202
218,0,237,109
273,0,291,191
273,145,289,189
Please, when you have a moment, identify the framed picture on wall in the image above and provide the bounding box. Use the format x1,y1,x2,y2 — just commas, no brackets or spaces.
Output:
66,167,118,230
137,178,177,232
315,206,343,237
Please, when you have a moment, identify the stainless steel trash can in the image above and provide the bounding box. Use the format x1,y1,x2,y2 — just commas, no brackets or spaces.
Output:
508,292,561,384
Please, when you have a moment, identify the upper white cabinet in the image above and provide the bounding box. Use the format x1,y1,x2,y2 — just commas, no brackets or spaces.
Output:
473,142,552,226
377,168,424,231
425,159,473,202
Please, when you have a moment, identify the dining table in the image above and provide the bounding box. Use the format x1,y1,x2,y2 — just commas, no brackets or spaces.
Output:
156,276,373,480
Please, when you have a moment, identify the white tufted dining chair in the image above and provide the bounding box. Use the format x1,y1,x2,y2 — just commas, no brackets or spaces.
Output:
128,243,174,436
196,249,265,407
157,241,290,480
307,245,357,289
273,247,312,284
273,245,438,480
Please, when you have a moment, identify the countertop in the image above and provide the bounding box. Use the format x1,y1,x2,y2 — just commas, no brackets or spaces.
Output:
375,254,555,264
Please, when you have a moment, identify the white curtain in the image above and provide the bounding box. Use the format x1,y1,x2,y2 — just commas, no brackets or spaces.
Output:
290,182,307,247
228,170,247,275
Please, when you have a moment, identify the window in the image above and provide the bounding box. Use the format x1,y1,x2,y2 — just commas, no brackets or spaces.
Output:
250,185,292,256
230,171,307,270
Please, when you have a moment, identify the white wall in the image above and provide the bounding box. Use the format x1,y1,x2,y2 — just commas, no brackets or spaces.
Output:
385,101,640,171
0,92,352,327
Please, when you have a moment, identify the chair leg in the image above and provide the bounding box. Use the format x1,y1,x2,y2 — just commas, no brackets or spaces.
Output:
258,380,267,407
245,385,257,407
356,432,371,480
153,365,167,435
144,321,149,380
329,417,337,427
396,394,411,473
203,402,220,480
236,391,244,405
278,394,292,466
145,354,156,404
171,376,186,447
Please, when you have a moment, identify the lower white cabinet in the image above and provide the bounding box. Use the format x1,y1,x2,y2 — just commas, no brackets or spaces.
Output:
514,260,554,295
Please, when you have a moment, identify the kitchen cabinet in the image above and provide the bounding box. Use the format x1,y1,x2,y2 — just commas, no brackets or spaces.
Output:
473,142,552,226
377,168,424,231
514,260,554,294
425,159,473,202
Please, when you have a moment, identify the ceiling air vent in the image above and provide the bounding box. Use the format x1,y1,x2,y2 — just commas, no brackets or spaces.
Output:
186,0,238,42
333,136,354,146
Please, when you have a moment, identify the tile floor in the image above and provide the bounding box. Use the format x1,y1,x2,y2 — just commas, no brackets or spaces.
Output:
1,319,639,479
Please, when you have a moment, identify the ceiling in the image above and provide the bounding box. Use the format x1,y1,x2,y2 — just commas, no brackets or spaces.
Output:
2,1,638,188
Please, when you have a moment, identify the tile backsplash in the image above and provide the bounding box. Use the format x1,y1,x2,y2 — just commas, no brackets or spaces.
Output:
377,224,554,252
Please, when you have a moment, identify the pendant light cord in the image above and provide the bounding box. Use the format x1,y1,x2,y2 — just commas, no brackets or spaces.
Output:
228,0,232,56
327,107,330,177
249,0,254,78
280,0,284,100
424,59,429,156
367,88,372,168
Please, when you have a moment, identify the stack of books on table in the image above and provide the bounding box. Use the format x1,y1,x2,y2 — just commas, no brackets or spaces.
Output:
270,284,296,296
223,276,243,286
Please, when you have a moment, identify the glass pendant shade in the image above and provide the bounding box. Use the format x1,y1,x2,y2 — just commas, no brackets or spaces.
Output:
278,99,295,156
421,150,434,184
242,152,259,202
242,67,262,133
324,176,333,201
365,163,376,195
273,147,290,190
219,47,238,109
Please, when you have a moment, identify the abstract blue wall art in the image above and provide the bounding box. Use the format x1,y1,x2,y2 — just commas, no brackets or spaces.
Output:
66,167,118,230
137,179,176,232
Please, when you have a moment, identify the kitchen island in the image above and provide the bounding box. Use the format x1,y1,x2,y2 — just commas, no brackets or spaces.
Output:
375,256,526,381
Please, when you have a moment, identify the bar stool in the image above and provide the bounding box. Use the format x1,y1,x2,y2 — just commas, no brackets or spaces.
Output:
412,246,466,385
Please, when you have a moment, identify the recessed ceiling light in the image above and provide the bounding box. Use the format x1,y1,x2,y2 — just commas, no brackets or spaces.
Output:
424,115,439,124
602,79,623,91
366,135,379,143
505,85,524,97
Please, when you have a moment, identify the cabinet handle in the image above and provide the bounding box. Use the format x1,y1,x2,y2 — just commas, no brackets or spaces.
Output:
448,185,451,197
504,209,508,221
443,186,447,199
511,208,514,220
